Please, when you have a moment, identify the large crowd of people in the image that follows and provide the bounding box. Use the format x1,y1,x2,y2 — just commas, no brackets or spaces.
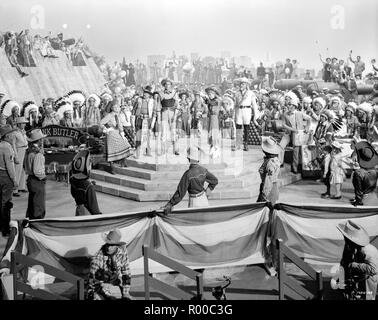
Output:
1,40,378,300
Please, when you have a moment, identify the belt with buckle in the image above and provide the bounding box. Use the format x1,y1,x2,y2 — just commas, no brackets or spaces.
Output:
239,105,251,109
189,189,205,198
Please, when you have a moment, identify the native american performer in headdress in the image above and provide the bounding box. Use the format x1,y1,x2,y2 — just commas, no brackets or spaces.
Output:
23,101,40,131
67,90,86,127
2,100,21,129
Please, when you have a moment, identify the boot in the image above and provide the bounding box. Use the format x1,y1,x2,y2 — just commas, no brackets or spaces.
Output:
173,142,180,156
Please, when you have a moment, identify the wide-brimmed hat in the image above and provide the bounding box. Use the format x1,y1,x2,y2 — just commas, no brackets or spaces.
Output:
16,116,28,124
337,220,369,247
27,129,47,143
143,86,153,96
187,146,201,162
178,90,189,99
0,124,17,137
205,85,220,96
161,78,173,87
102,229,126,246
71,149,91,179
261,136,281,155
354,140,378,169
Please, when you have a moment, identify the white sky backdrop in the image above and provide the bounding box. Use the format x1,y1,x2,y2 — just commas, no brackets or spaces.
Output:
0,0,377,69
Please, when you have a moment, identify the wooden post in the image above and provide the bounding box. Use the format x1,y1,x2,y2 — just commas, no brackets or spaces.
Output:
143,245,150,300
316,271,323,300
11,251,18,300
77,279,84,300
277,239,284,300
196,274,203,300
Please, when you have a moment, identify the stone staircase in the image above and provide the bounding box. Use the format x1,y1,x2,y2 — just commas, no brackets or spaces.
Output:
91,153,301,202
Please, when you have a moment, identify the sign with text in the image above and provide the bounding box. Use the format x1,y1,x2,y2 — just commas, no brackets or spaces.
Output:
39,125,84,144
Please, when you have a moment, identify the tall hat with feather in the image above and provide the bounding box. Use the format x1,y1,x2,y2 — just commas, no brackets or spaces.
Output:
267,90,285,107
56,97,73,119
312,97,326,109
23,101,39,120
284,91,300,107
67,90,86,106
86,93,101,108
1,100,21,118
320,109,344,133
357,102,373,116
346,102,358,114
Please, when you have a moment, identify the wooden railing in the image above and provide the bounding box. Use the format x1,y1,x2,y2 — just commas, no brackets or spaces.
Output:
11,251,84,300
276,239,323,300
143,245,203,300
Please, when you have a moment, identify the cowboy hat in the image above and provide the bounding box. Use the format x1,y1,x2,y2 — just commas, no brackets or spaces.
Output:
187,145,201,162
71,149,91,179
27,129,47,143
16,116,28,124
354,141,378,169
337,220,369,247
102,229,126,246
143,86,153,96
205,85,220,96
261,136,281,155
0,124,17,138
178,90,189,99
161,78,173,87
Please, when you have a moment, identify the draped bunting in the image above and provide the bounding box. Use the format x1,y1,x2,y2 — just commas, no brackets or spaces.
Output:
1,203,269,276
2,202,378,278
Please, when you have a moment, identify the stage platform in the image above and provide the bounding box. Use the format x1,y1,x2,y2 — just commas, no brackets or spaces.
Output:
92,137,302,201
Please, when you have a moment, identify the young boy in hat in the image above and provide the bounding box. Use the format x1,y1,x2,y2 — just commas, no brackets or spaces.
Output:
89,228,133,300
257,136,281,204
24,129,47,219
69,147,101,216
336,220,378,300
0,125,18,236
162,145,218,214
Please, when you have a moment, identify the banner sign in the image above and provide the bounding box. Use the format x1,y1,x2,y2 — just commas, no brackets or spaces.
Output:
39,125,84,144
